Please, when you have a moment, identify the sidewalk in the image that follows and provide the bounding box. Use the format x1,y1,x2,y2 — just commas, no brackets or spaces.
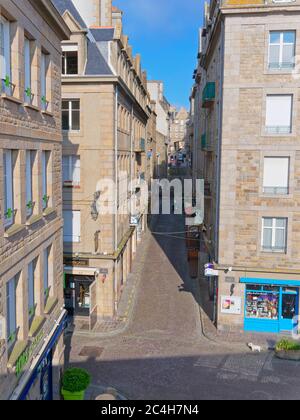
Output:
68,229,152,339
195,274,280,350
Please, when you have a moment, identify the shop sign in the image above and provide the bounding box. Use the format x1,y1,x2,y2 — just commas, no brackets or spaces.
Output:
221,296,242,315
204,263,219,277
15,329,44,377
64,258,89,267
130,214,140,227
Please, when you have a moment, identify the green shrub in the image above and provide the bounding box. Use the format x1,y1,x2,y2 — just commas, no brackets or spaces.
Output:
276,339,300,352
62,368,91,393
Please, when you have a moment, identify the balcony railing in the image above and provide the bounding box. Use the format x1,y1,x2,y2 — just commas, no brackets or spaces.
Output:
265,126,291,135
263,186,289,195
201,133,213,151
202,82,216,108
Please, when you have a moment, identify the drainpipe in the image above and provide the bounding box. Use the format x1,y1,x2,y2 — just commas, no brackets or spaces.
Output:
213,20,225,325
215,19,225,264
114,85,119,314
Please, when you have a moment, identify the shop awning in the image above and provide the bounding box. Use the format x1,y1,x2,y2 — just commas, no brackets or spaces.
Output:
240,278,300,287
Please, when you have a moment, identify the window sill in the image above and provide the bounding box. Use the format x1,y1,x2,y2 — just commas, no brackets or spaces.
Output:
42,109,54,117
261,250,287,254
24,102,40,112
4,224,26,238
29,316,46,338
43,207,56,217
1,94,23,105
44,297,58,315
26,214,44,227
7,340,28,370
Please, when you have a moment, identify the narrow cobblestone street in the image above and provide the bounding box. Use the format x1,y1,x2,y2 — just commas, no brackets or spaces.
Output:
66,213,300,400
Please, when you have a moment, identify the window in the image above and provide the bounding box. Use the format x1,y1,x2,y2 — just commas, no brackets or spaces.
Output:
263,157,289,195
269,31,295,70
42,151,50,210
63,155,80,186
63,210,81,243
28,260,36,320
266,95,292,134
6,276,17,346
62,44,78,75
24,38,32,103
41,52,48,110
246,286,279,320
3,150,14,227
262,217,287,253
26,151,35,217
0,16,11,95
43,247,50,303
62,100,80,131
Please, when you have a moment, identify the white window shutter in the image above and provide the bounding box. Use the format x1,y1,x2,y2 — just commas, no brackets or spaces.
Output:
263,157,289,190
73,211,81,242
266,95,292,132
72,156,80,185
41,53,46,100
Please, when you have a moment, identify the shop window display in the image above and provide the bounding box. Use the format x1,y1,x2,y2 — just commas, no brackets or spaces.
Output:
246,286,279,320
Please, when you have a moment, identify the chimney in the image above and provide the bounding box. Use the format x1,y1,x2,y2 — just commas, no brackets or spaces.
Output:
72,0,112,27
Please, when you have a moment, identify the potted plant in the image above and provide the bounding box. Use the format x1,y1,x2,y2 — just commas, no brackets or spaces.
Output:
275,339,300,361
61,368,91,401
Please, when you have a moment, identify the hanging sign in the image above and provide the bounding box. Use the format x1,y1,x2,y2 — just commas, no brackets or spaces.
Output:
204,263,219,277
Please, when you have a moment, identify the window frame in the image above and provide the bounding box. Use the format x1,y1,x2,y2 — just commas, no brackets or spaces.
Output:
0,15,11,95
265,94,293,135
3,149,14,227
6,276,17,347
263,156,290,195
261,217,288,253
63,210,81,243
268,30,296,70
62,99,80,132
62,155,81,187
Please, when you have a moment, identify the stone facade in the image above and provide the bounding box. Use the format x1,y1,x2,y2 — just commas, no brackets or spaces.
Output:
192,0,300,333
56,0,152,324
0,0,70,400
169,107,189,154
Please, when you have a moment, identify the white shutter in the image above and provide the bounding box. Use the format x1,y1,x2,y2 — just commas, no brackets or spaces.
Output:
72,156,80,185
43,248,49,293
24,39,31,100
72,211,81,242
266,95,292,133
7,277,16,338
62,44,78,52
263,157,289,191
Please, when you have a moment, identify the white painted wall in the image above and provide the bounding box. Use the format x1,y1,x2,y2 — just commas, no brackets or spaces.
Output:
147,81,169,137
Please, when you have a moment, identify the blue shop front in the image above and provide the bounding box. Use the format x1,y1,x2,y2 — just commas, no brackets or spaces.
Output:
10,311,67,401
241,278,300,334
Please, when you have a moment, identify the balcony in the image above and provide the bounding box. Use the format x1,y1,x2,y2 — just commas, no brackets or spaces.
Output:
135,138,146,152
202,82,216,108
201,133,213,151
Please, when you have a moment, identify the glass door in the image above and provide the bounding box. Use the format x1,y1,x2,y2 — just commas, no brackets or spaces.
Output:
75,277,91,316
280,288,299,332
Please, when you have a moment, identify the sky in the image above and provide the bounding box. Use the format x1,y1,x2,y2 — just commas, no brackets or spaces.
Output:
114,0,205,109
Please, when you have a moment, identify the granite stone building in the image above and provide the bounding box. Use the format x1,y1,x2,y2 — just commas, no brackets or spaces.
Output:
52,0,152,326
0,0,70,400
169,107,189,154
192,0,300,335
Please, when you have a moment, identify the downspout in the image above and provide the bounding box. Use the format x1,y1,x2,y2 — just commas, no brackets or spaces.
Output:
114,85,119,313
213,19,225,325
215,19,225,264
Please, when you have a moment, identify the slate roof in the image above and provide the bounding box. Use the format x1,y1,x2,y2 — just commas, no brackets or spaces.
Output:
85,42,113,75
51,0,87,28
90,28,115,42
51,0,114,76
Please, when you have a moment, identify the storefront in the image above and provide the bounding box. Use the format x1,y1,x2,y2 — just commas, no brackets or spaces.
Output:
242,278,300,334
10,310,67,400
64,267,99,317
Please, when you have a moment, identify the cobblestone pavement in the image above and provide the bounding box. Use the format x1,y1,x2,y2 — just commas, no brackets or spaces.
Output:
66,213,300,400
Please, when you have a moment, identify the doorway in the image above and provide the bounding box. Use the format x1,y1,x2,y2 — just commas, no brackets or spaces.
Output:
280,288,299,332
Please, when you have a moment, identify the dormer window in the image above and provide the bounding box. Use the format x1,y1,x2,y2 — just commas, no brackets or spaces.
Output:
62,44,78,75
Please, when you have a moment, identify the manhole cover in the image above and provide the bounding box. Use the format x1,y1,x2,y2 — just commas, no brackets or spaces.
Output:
79,347,104,358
